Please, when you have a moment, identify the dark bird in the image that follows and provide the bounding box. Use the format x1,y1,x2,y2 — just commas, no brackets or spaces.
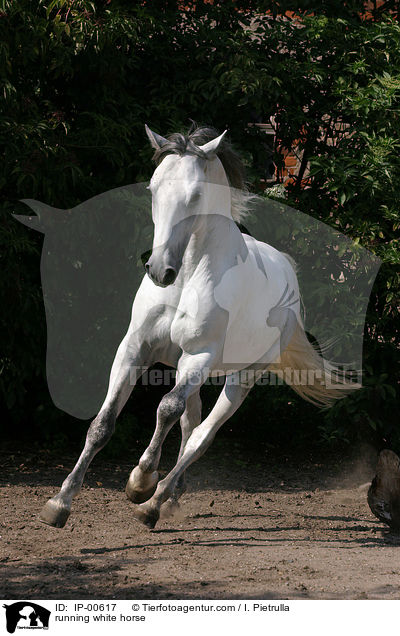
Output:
367,449,400,532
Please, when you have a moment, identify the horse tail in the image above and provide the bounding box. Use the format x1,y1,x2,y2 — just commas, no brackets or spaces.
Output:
268,322,359,408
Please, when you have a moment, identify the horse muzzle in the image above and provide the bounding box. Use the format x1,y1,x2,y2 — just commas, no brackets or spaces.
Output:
143,251,178,287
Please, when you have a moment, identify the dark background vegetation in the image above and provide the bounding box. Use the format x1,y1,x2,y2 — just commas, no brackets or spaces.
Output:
0,0,399,459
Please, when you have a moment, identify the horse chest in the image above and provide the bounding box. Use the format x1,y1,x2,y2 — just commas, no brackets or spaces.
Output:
169,286,227,352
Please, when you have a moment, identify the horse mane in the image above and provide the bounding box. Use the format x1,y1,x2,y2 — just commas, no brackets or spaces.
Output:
152,125,255,222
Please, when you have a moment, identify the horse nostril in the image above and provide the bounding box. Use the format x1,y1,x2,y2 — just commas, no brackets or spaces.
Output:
141,249,152,271
162,268,177,286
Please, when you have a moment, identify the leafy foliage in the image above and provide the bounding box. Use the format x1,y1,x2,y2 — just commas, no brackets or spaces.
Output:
0,0,398,450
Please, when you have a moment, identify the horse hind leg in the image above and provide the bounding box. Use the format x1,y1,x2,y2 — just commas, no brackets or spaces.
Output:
160,390,202,518
40,336,148,528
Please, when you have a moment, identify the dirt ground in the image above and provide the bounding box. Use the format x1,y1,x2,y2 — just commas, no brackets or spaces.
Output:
1,441,400,600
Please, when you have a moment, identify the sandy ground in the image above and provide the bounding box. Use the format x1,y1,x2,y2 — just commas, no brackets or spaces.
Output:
1,441,399,600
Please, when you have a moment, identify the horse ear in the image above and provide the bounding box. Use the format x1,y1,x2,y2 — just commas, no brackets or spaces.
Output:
198,130,227,157
145,124,168,150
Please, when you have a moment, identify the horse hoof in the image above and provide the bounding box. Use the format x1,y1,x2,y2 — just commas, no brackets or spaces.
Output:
132,503,160,529
39,498,70,528
125,469,159,504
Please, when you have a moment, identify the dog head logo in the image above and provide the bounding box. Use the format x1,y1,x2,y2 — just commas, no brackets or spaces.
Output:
15,186,379,412
3,602,50,633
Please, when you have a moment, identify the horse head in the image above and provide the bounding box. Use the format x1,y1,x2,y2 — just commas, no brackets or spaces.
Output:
144,125,230,287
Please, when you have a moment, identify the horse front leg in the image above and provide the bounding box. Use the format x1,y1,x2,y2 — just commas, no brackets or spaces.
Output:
125,383,187,505
39,334,149,528
131,371,257,529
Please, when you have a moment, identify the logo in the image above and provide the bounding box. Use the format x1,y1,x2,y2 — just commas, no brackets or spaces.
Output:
3,603,51,634
15,184,380,413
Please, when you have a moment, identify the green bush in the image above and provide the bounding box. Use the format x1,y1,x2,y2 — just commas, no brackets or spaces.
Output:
1,0,398,451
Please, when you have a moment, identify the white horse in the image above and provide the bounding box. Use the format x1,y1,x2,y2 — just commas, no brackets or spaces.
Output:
40,125,351,529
